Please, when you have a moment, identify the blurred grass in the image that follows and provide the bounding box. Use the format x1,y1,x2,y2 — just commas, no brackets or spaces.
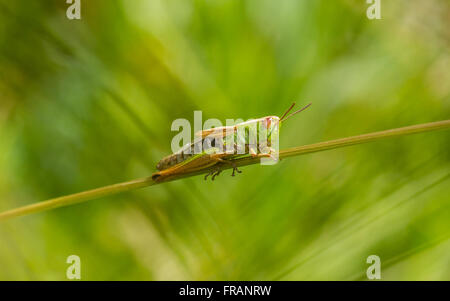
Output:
0,0,449,280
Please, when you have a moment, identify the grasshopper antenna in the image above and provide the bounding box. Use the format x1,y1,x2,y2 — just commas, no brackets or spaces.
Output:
281,102,312,122
280,102,296,122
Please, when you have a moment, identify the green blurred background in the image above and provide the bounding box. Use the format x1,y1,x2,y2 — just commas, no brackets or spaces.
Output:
0,0,449,280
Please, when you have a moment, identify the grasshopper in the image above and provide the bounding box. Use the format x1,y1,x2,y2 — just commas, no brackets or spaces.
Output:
152,102,311,182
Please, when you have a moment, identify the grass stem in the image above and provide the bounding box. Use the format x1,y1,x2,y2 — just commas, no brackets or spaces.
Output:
1,119,449,221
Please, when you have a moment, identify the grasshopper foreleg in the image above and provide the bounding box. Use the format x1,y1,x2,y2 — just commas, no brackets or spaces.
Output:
203,156,242,180
231,166,242,177
214,157,242,177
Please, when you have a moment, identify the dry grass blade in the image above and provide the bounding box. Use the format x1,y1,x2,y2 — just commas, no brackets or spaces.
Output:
0,119,449,221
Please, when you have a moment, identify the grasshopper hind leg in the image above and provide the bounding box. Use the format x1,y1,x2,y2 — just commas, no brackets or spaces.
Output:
204,168,222,181
212,170,222,180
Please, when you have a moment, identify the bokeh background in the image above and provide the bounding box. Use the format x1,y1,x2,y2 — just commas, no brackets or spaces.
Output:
0,0,449,280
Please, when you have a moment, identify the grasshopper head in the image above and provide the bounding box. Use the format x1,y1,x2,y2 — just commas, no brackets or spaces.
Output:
259,116,280,147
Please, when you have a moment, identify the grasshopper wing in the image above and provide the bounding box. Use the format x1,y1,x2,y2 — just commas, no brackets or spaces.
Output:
194,125,236,139
152,149,220,182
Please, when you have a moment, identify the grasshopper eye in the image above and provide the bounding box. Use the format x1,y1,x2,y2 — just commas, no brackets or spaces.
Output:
263,117,272,129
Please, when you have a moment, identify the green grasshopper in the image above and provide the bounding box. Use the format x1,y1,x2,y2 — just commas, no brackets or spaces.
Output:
152,102,311,182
